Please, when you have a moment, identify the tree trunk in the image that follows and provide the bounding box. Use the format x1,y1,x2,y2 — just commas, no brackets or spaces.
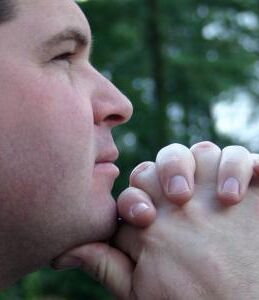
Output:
145,0,168,152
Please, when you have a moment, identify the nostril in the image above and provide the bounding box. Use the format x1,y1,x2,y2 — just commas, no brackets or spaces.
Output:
104,114,125,124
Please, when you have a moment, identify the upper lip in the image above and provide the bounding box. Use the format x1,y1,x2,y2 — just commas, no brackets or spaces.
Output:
95,148,119,164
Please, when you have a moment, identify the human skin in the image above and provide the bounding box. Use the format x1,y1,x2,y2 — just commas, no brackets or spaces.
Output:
1,0,258,295
115,143,259,299
55,142,259,299
0,0,133,288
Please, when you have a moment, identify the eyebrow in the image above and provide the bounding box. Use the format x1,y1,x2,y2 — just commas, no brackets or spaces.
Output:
41,27,90,50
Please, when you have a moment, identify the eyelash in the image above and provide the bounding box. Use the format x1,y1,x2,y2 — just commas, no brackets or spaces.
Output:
53,52,74,62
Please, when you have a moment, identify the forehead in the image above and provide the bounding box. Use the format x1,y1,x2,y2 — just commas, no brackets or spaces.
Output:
15,0,91,43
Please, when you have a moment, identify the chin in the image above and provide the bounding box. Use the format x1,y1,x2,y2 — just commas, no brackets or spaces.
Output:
46,204,117,265
65,193,118,248
91,196,118,242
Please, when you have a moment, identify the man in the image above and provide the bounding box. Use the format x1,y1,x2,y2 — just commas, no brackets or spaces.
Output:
1,1,259,299
0,0,132,288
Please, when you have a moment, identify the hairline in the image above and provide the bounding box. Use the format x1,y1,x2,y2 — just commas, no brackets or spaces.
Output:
0,0,18,24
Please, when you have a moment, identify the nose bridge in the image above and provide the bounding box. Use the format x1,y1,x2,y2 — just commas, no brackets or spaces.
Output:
90,66,133,126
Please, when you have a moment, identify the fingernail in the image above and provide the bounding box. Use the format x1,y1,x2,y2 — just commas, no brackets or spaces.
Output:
130,203,150,218
52,256,82,270
168,176,190,195
222,177,240,195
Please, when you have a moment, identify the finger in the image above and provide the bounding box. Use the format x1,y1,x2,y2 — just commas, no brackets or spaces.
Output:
114,224,143,262
117,186,156,228
190,141,221,185
129,161,166,208
52,243,134,300
217,146,253,205
156,143,196,205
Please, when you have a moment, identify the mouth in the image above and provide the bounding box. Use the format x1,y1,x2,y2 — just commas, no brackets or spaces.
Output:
94,148,120,180
94,162,120,178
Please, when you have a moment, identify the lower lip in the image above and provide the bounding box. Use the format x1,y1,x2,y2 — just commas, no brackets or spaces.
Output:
94,162,120,178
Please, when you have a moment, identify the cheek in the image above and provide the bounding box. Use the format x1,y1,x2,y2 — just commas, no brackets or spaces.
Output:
0,70,95,219
0,66,118,256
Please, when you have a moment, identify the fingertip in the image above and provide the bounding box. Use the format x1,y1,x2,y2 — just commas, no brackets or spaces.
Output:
167,175,190,195
155,144,196,205
129,202,153,217
128,204,156,227
218,174,251,206
117,187,156,227
217,190,242,206
121,202,156,228
164,175,194,206
165,190,193,206
218,147,253,207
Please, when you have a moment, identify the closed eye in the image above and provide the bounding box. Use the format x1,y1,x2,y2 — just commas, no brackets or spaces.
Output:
52,52,74,62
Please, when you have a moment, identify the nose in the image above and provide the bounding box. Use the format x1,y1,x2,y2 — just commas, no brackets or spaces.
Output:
90,67,133,127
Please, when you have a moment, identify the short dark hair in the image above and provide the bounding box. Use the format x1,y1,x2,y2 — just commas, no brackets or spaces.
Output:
0,0,16,24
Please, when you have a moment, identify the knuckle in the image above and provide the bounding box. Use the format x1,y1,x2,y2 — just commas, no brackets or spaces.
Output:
221,159,241,169
118,187,143,203
117,187,133,202
221,146,253,170
156,143,190,162
94,252,110,285
220,155,253,174
160,158,185,175
156,144,194,172
117,187,142,212
158,158,195,183
222,145,250,157
190,141,220,153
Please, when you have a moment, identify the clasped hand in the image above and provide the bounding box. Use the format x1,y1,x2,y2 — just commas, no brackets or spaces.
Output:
54,142,259,300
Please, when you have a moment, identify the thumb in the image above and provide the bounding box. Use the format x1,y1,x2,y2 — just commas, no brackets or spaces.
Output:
52,243,135,300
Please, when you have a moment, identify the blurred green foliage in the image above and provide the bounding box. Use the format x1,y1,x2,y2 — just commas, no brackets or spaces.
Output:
1,0,258,299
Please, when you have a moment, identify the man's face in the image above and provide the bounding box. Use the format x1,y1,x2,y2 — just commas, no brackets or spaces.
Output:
0,0,132,270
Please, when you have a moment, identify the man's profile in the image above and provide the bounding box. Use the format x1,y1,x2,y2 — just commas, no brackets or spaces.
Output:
0,0,132,288
1,1,259,300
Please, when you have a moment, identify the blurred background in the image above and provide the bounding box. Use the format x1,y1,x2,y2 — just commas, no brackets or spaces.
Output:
1,0,259,299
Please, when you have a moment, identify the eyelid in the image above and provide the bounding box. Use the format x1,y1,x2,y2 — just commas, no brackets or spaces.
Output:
51,50,90,67
49,39,92,65
53,51,74,61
